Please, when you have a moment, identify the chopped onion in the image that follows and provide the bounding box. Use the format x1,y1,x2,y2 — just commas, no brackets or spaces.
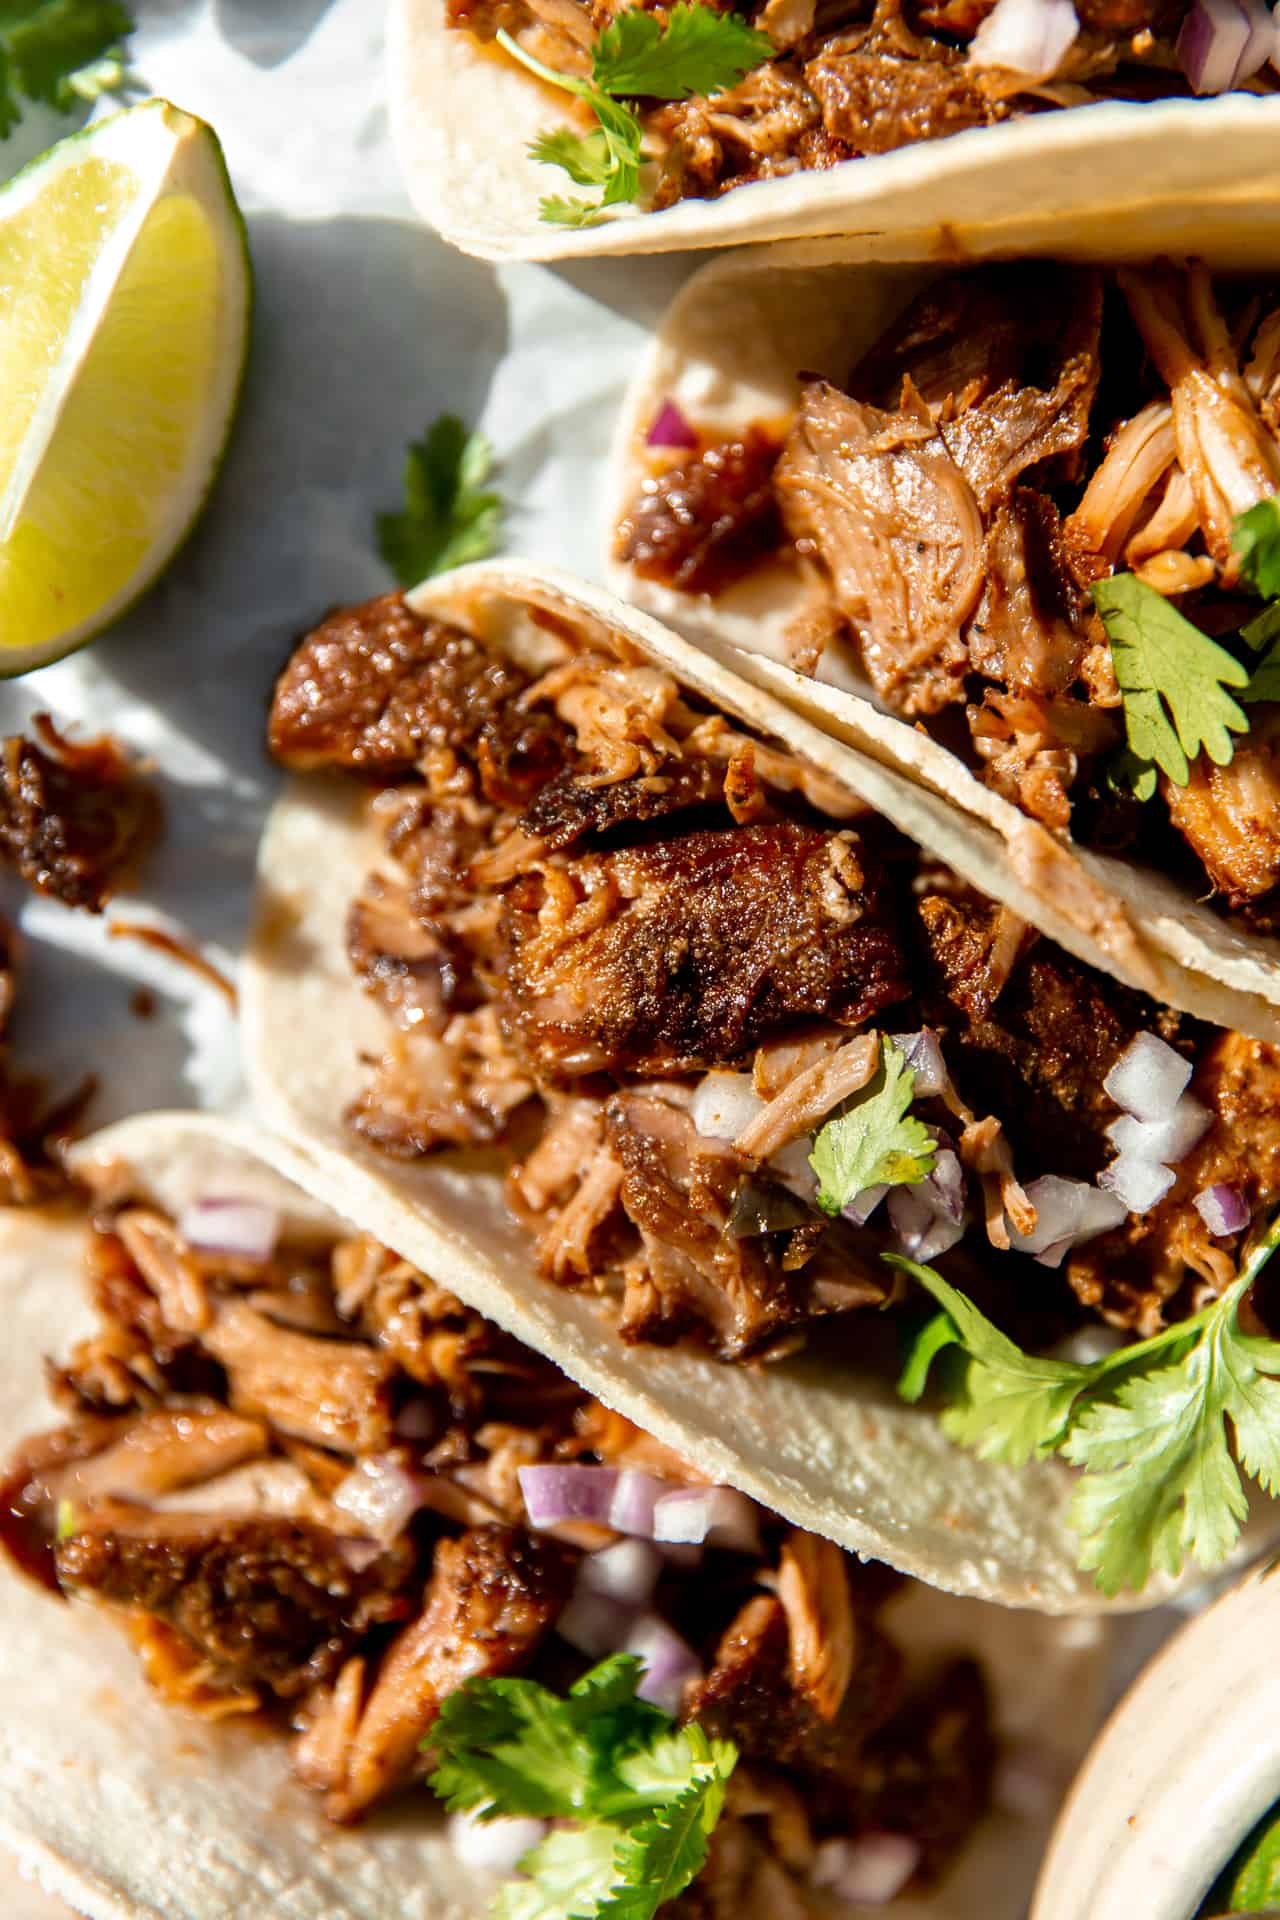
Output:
609,1468,671,1537
842,1181,888,1226
332,1455,424,1546
578,1538,663,1609
557,1584,636,1658
622,1613,702,1715
810,1833,922,1905
691,1071,765,1144
1178,0,1260,90
968,0,1079,76
993,1743,1063,1818
1103,1033,1192,1123
1105,1093,1211,1166
889,1028,947,1098
177,1197,280,1260
335,1536,383,1573
518,1464,619,1529
1046,1323,1129,1365
1240,0,1277,73
448,1809,547,1874
1099,1155,1177,1214
887,1149,966,1261
1009,1177,1127,1258
652,1486,761,1554
646,400,698,450
1195,1183,1250,1237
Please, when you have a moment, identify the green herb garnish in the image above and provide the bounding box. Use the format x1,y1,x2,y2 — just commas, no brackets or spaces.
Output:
1234,493,1280,600
1210,1800,1280,1912
0,2,133,137
894,1207,1280,1594
430,1654,737,1920
809,1036,936,1217
375,415,504,585
1093,573,1249,797
500,5,772,227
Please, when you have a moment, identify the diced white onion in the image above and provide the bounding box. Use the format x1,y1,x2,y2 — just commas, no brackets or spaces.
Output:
622,1614,702,1715
968,0,1079,77
1177,0,1268,90
652,1485,762,1554
993,1743,1063,1818
1009,1176,1127,1257
518,1464,620,1529
1099,1156,1177,1214
889,1028,948,1098
577,1538,663,1610
1103,1033,1192,1122
177,1197,280,1260
1105,1094,1211,1166
690,1071,764,1143
1046,1324,1130,1365
1239,0,1277,75
842,1182,888,1226
332,1455,424,1546
1194,1183,1251,1237
448,1809,548,1874
810,1833,923,1905
887,1152,966,1261
557,1584,636,1658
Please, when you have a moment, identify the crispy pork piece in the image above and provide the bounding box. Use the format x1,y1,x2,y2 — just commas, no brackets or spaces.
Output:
615,431,783,596
0,718,154,912
202,1302,396,1454
803,45,1006,156
1161,703,1280,908
268,593,568,799
499,822,908,1078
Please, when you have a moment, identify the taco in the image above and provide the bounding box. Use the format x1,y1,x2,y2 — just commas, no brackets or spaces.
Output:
0,1111,1104,1920
608,244,1280,1019
389,0,1280,260
245,560,1280,1606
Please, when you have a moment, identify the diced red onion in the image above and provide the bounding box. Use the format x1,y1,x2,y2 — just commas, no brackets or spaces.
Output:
690,1071,764,1143
810,1834,922,1906
889,1028,947,1099
1099,1155,1177,1214
652,1486,762,1554
578,1538,663,1609
608,1468,671,1537
622,1614,702,1715
176,1197,280,1260
993,1743,1063,1819
967,0,1079,77
335,1536,383,1573
646,400,698,451
448,1809,548,1874
887,1149,966,1261
557,1584,636,1658
1105,1093,1211,1167
1010,1177,1127,1259
1103,1033,1192,1123
1046,1324,1129,1365
332,1455,425,1546
518,1464,619,1529
842,1181,888,1226
393,1397,439,1443
1194,1183,1250,1237
1177,0,1266,90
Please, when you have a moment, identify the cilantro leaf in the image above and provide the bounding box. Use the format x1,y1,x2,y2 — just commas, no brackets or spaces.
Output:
809,1037,935,1216
1244,633,1280,706
430,1657,737,1920
1217,1802,1280,1910
1092,573,1249,786
375,415,503,586
891,1254,1091,1464
1234,493,1280,599
892,1212,1280,1594
0,0,132,136
530,126,614,186
592,4,772,100
1241,598,1280,654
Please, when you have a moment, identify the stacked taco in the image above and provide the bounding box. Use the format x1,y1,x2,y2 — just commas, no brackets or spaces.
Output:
0,1113,1103,1919
243,559,1280,1615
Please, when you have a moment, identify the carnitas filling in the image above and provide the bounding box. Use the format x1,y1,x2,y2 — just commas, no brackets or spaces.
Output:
448,0,1270,210
267,590,1280,1347
1,1184,996,1906
617,261,1280,934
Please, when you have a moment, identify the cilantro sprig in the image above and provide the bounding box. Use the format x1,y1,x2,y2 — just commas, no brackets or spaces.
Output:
499,5,772,227
0,2,134,137
809,1036,936,1216
376,415,504,585
894,1206,1280,1594
1211,1799,1280,1912
430,1654,737,1920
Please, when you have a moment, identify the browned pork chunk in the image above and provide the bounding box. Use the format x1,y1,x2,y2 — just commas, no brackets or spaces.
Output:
1162,703,1280,908
802,44,1006,156
500,823,908,1078
615,432,783,596
0,718,155,912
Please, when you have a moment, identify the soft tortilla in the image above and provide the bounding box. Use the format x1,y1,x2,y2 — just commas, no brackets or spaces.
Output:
603,236,1280,1032
0,1112,1107,1919
243,558,1272,1610
387,0,1280,263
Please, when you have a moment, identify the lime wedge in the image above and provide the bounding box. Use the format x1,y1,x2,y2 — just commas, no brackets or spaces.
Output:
0,99,251,675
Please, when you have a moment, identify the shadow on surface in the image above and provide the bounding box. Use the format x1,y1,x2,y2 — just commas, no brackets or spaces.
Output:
214,0,339,65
